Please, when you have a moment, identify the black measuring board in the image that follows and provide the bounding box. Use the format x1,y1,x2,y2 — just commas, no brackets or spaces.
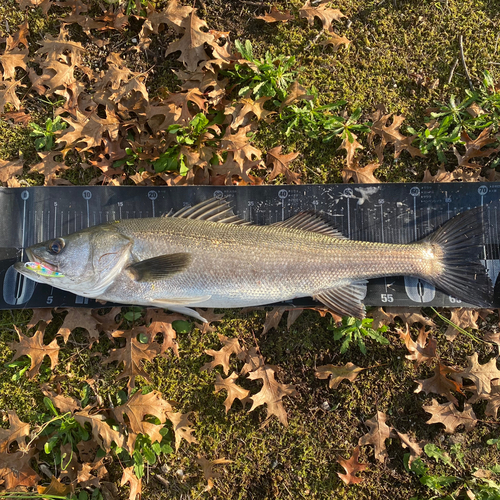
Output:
1,182,499,310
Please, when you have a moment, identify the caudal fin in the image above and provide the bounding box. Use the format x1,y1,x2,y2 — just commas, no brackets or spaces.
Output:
422,206,493,307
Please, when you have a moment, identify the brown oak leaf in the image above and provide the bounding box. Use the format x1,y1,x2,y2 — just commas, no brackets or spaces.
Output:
29,150,70,185
423,399,476,433
336,446,367,485
202,333,245,375
240,346,265,376
262,307,287,334
395,431,424,465
342,160,380,183
120,466,141,500
0,157,24,183
315,362,365,389
167,411,198,450
368,105,424,162
453,127,498,168
485,379,500,418
0,77,23,110
214,372,251,412
370,307,434,330
320,31,351,51
74,408,127,452
165,11,217,72
444,308,479,342
0,449,39,490
0,410,30,453
0,47,28,80
358,411,394,462
229,96,274,130
247,364,298,426
196,455,233,491
41,383,82,414
423,166,486,183
103,329,161,393
399,325,437,365
256,6,294,23
266,146,300,184
27,308,53,329
299,1,346,32
414,363,464,405
37,477,73,497
279,81,314,111
57,308,102,343
114,390,171,450
458,353,500,397
8,324,59,379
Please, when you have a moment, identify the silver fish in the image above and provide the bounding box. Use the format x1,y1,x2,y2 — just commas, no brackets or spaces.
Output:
14,198,493,322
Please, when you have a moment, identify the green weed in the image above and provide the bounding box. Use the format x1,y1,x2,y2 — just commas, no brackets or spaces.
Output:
29,116,67,152
327,316,389,355
225,40,296,100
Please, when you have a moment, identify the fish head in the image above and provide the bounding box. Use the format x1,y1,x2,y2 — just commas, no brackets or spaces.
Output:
15,224,132,295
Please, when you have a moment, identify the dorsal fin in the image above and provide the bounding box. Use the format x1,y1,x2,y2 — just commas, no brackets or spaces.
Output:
272,211,347,239
171,198,251,225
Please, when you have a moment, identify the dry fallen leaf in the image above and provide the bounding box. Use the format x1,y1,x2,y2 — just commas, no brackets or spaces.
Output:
0,410,30,453
202,334,245,375
315,362,365,389
248,364,298,426
57,308,102,344
444,308,479,342
167,411,198,450
414,363,464,405
395,431,424,465
368,104,424,162
423,399,477,433
120,466,142,500
214,372,251,413
358,411,394,462
256,6,294,23
8,324,60,379
0,449,39,490
458,353,500,397
336,446,367,485
103,329,161,393
266,146,301,184
399,325,437,365
299,1,346,32
196,454,233,491
342,159,380,183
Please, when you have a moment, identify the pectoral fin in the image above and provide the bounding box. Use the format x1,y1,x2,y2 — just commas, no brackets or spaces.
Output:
126,253,192,281
314,281,367,318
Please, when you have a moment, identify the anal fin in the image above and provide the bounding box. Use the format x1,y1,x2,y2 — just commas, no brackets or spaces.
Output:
313,281,367,318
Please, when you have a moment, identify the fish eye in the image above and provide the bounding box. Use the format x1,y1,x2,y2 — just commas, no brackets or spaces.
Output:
48,238,65,255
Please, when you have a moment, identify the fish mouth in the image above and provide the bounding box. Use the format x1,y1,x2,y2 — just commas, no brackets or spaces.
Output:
25,248,59,273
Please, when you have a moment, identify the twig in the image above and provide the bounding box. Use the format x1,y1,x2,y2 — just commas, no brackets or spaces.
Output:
240,0,265,5
153,474,170,487
447,57,459,84
458,34,474,90
304,29,324,51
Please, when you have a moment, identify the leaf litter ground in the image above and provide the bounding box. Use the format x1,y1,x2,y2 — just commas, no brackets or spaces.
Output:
0,0,500,498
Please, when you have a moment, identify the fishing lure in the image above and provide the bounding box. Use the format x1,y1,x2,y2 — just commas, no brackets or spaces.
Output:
25,262,64,278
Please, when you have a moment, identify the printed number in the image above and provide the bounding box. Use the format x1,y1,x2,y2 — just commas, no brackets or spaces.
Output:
410,187,420,197
46,296,53,304
82,190,92,200
478,185,488,196
449,296,462,304
381,293,394,303
148,190,158,200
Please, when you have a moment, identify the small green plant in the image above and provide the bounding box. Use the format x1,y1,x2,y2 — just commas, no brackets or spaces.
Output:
408,71,500,163
224,40,296,100
405,443,500,499
153,112,222,175
328,316,389,354
280,89,370,144
30,116,67,151
113,147,143,169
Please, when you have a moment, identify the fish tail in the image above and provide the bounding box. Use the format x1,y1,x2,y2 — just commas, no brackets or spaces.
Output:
422,206,493,307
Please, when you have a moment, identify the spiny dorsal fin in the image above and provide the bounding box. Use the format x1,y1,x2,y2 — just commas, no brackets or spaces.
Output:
126,253,192,281
273,211,347,239
171,198,251,225
314,280,367,318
